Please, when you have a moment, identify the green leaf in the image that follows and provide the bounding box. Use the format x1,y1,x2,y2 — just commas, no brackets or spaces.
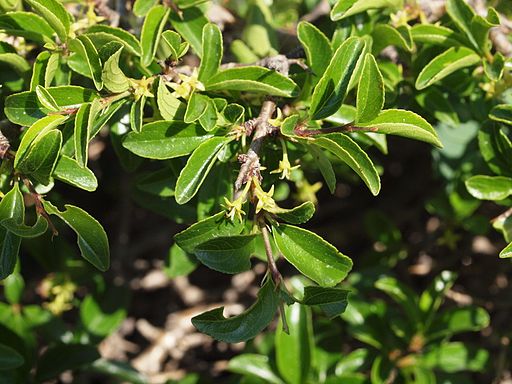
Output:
421,342,489,373
86,25,142,56
313,133,381,196
185,92,209,123
5,86,99,126
133,0,158,17
35,344,100,382
297,21,332,86
465,175,512,200
428,306,490,340
331,0,402,20
273,224,352,287
371,24,413,53
302,286,349,318
193,234,256,274
490,104,512,126
419,271,457,318
309,37,365,120
0,343,24,370
228,354,284,384
198,23,222,82
16,129,62,185
356,53,384,123
3,272,24,304
484,52,505,81
35,85,60,112
80,295,126,337
157,78,186,120
165,243,198,278
205,66,299,98
0,184,24,280
358,109,442,147
123,121,212,160
175,137,230,204
478,125,512,177
0,53,30,77
1,216,48,238
102,45,130,93
375,276,421,323
90,359,147,384
411,24,466,47
158,30,184,61
500,241,512,258
169,6,208,57
74,100,101,167
415,47,480,90
53,155,98,192
308,145,336,194
275,303,312,384
68,35,103,90
130,97,145,133
43,202,110,271
191,278,279,342
141,5,170,67
174,211,245,253
274,201,315,225
25,0,71,42
471,9,500,54
0,11,54,43
30,51,59,90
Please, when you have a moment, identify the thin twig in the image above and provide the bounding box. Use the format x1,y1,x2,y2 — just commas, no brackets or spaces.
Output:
22,177,58,236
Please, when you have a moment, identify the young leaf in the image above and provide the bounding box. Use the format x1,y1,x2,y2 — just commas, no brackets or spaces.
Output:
302,286,350,318
0,184,24,279
309,37,365,120
140,5,170,67
53,155,98,192
166,243,198,278
68,35,103,90
273,224,353,287
30,51,59,90
86,25,142,56
415,47,480,90
205,66,300,98
130,97,145,133
465,175,512,200
35,85,59,112
1,216,48,238
157,78,186,120
500,242,512,258
174,211,245,253
191,278,279,342
74,100,100,167
184,92,209,123
169,6,208,57
356,53,384,123
358,109,442,147
175,137,231,204
331,0,401,21
25,0,71,42
297,21,332,85
274,201,315,225
275,303,312,384
489,104,512,126
0,343,24,370
198,23,223,82
193,234,257,274
102,46,130,93
43,202,110,271
313,133,381,196
123,121,212,159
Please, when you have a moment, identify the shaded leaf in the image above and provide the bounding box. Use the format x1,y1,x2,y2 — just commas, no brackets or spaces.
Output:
140,5,170,67
302,286,350,318
356,53,384,123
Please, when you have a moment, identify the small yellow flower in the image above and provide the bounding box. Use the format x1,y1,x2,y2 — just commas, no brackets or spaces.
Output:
41,277,77,316
223,181,251,222
129,77,155,100
253,178,278,213
168,68,205,100
270,152,300,180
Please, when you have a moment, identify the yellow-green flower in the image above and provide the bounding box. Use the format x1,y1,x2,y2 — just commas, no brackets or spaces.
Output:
129,76,155,100
270,152,300,180
169,68,205,100
253,178,278,213
223,181,251,222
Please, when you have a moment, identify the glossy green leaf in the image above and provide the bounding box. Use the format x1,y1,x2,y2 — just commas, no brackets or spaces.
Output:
68,35,103,90
193,234,257,274
86,25,142,56
198,23,222,82
141,5,170,67
331,0,402,20
102,45,130,93
130,97,145,133
371,24,413,53
174,211,245,253
0,343,24,370
415,47,480,90
175,137,230,204
0,184,24,280
465,175,512,200
228,354,284,384
53,155,98,192
1,216,48,238
133,0,158,17
358,109,442,147
25,0,71,42
165,243,198,278
273,224,352,287
275,303,312,384
5,86,98,126
80,295,126,337
206,66,299,97
356,53,384,123
123,121,212,160
471,9,499,53
302,286,349,318
158,30,183,61
274,201,315,225
0,11,54,43
484,52,505,81
16,129,62,185
30,51,58,90
309,37,365,120
43,201,110,271
500,241,512,258
191,278,279,342
74,100,100,167
185,92,209,123
308,145,336,194
35,344,100,382
421,342,489,373
169,6,208,57
411,24,466,47
157,78,186,120
297,21,332,85
35,85,59,111
313,133,381,196
490,104,512,126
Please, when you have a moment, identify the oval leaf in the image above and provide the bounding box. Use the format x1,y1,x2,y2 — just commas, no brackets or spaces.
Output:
198,23,223,82
465,175,512,200
140,5,170,67
356,53,384,123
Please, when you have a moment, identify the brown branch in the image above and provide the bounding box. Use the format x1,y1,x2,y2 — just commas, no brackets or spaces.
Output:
234,100,276,195
0,130,10,159
22,178,58,236
221,55,308,77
